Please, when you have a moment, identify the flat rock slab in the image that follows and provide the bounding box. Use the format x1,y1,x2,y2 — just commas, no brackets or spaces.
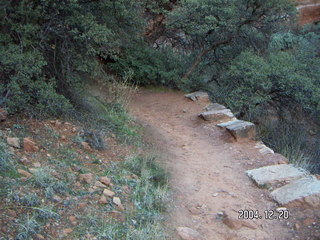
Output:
217,120,243,128
199,109,235,122
226,121,256,141
204,103,226,111
185,91,209,102
246,164,307,187
271,176,320,207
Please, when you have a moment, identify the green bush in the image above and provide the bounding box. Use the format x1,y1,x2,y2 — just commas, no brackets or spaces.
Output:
0,0,144,117
110,43,186,87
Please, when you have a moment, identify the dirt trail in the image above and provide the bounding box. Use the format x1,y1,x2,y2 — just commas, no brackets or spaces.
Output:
129,89,296,240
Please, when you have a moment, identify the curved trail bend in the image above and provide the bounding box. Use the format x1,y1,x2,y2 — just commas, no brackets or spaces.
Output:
129,89,295,240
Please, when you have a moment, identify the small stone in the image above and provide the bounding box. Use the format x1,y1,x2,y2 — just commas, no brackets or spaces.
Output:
99,195,108,204
113,197,121,206
7,137,20,148
99,176,111,186
52,195,62,203
55,120,62,126
79,173,94,184
294,223,300,230
176,227,202,240
94,181,106,188
69,216,76,222
17,169,32,178
61,135,66,140
63,228,73,235
81,142,92,151
222,213,256,230
212,193,219,197
23,137,39,152
103,189,115,197
188,207,201,215
19,157,31,165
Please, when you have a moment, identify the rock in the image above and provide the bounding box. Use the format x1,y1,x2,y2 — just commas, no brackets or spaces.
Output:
23,137,39,152
79,173,94,184
225,121,256,141
246,164,307,187
81,142,92,151
17,169,32,178
52,195,63,203
35,234,45,240
217,120,242,128
222,214,256,230
271,176,320,207
176,227,202,240
99,195,108,204
19,157,31,165
185,91,209,102
103,189,115,197
113,197,121,205
94,181,106,188
199,109,235,122
0,108,7,121
204,103,226,111
99,176,111,186
69,216,76,222
7,137,20,148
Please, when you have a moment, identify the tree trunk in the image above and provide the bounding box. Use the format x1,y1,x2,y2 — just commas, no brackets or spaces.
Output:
182,38,233,79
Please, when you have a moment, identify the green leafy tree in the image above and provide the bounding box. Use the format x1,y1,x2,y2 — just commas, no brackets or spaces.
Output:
168,0,296,79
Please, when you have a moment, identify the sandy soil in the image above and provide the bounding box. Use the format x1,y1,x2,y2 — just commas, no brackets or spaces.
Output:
128,89,300,240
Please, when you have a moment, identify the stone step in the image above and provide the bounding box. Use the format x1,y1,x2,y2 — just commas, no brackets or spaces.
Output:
271,176,320,207
246,164,308,187
198,109,235,122
185,91,209,102
204,103,226,111
255,141,274,155
217,120,243,128
226,121,256,141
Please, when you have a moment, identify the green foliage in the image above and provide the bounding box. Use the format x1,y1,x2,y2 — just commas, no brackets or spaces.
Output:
110,42,186,87
0,0,145,117
212,40,320,117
